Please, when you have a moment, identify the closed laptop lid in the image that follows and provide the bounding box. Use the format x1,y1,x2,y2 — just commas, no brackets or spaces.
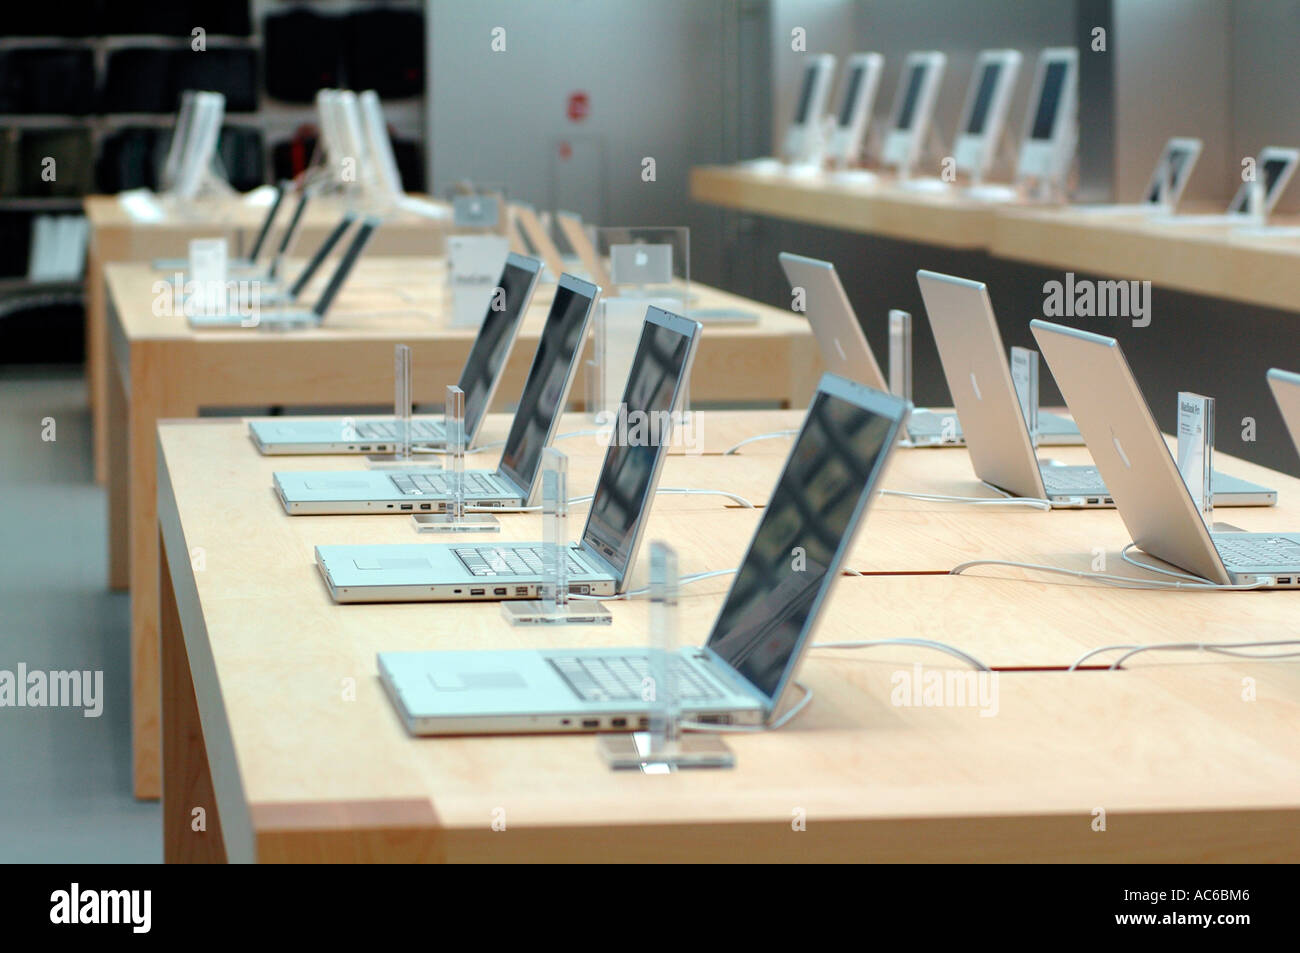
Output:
705,373,909,716
1030,320,1230,584
457,252,543,443
778,252,886,391
497,273,599,496
580,307,701,588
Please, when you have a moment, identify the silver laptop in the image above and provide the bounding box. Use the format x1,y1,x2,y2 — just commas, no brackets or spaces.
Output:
374,372,910,735
918,270,1274,507
273,272,599,514
1267,368,1300,460
316,307,701,602
153,179,291,272
188,215,378,329
778,252,1083,447
1033,322,1298,586
250,253,543,454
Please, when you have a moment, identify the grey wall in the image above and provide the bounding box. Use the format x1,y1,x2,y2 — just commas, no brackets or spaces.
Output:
425,0,771,284
1230,1,1300,213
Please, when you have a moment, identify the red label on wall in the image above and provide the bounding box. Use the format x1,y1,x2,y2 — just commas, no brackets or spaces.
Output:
566,91,589,123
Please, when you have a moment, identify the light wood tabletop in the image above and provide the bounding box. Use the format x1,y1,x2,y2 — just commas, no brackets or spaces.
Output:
84,193,450,484
108,262,819,797
690,163,1300,312
156,418,1300,862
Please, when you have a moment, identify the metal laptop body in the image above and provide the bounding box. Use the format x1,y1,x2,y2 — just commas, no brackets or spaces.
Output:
1156,146,1300,225
778,253,1082,448
1267,368,1300,460
273,273,599,514
187,215,379,329
249,253,543,454
1075,138,1203,215
316,307,701,603
918,270,1274,507
375,372,910,735
1033,322,1298,587
153,180,290,272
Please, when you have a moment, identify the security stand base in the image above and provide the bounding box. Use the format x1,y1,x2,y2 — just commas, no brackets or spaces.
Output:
411,513,500,534
598,731,735,772
500,600,611,626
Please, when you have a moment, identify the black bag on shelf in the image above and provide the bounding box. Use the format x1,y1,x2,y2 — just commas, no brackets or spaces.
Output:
217,126,265,193
101,49,178,113
264,9,344,103
0,48,97,115
0,130,22,197
18,128,96,197
344,8,425,99
191,0,253,37
102,2,191,37
96,128,167,192
0,212,32,278
174,46,260,112
8,1,104,37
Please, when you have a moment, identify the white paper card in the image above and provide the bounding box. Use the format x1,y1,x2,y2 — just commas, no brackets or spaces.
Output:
448,235,510,328
188,238,228,314
1176,392,1214,521
1010,346,1040,446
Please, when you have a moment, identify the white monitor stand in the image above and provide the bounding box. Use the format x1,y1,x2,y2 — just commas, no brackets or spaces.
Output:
880,51,947,182
745,54,836,177
1011,47,1078,203
825,53,884,181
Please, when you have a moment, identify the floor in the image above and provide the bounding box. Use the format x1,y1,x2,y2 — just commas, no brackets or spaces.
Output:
0,366,161,862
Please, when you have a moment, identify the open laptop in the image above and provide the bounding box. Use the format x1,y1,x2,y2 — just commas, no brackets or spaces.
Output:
1076,138,1202,215
273,272,598,514
1267,368,1300,459
316,306,701,602
779,253,1082,447
374,372,910,735
1033,322,1297,586
918,270,1275,507
154,180,290,272
1155,146,1300,226
188,215,379,329
250,253,543,455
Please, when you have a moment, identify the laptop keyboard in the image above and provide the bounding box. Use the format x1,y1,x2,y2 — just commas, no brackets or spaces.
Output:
388,471,499,496
548,655,724,703
455,546,586,577
357,420,443,441
1041,465,1106,493
1213,536,1300,568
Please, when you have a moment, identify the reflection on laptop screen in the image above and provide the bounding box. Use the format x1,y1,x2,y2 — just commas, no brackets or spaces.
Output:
794,65,817,124
581,311,693,577
965,62,1002,135
706,392,894,700
497,278,596,491
457,256,536,440
1030,61,1067,140
838,65,865,127
895,63,926,131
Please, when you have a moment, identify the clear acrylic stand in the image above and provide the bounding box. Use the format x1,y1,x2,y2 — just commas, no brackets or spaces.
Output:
888,310,912,402
367,344,439,469
411,385,500,534
1010,346,1040,448
598,542,734,771
502,449,611,625
1176,392,1215,525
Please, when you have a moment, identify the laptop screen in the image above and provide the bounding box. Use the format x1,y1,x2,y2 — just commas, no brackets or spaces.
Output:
457,255,539,442
706,387,897,702
894,63,926,131
837,65,865,128
581,310,696,579
1029,60,1067,140
793,64,817,124
497,276,597,492
964,62,1002,135
1229,156,1291,213
1145,145,1192,203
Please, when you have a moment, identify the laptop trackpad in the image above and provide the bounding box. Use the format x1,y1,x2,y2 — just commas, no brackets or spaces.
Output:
428,670,527,692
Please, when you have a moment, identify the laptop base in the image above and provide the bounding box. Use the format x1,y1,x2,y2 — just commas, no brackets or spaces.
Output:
597,732,735,771
501,600,612,626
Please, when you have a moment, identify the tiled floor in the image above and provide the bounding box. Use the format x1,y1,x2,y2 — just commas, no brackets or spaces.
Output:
0,367,160,862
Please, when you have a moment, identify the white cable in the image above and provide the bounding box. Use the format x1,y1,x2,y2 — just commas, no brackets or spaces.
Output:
950,558,1270,591
1069,640,1300,672
658,487,755,508
679,681,814,732
813,638,991,672
723,429,799,455
463,486,753,514
411,440,504,456
880,489,1053,510
569,568,740,601
1118,542,1210,582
